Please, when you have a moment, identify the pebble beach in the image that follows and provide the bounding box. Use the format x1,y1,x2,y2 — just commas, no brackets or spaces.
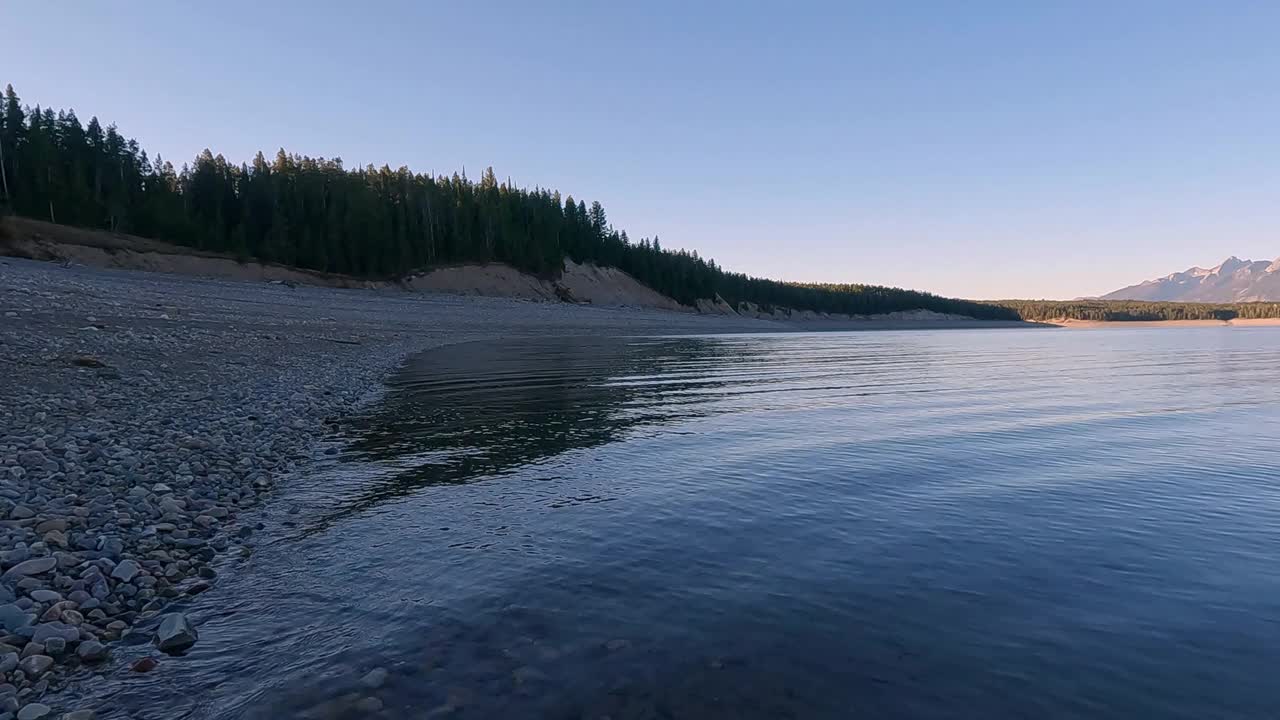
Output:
0,257,772,720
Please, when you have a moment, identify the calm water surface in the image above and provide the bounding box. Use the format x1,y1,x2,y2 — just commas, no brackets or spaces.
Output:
81,328,1280,719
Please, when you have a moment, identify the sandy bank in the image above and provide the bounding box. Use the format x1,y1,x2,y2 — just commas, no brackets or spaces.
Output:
406,258,691,312
2,217,1033,328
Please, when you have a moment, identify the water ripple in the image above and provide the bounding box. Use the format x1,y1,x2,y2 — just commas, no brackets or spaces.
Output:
71,327,1280,720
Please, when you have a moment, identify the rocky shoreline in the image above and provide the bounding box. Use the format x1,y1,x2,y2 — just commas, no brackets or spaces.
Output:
1,254,1040,719
0,262,436,720
0,257,782,719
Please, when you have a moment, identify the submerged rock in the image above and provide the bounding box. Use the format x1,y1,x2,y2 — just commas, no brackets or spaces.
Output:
360,667,389,689
76,641,108,663
154,613,198,653
17,702,53,720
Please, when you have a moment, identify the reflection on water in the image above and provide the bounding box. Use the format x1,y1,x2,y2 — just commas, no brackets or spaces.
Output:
69,329,1280,720
349,338,741,484
308,336,757,532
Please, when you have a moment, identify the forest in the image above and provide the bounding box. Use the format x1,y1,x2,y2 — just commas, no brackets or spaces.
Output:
994,300,1280,322
4,85,1279,324
0,84,1015,320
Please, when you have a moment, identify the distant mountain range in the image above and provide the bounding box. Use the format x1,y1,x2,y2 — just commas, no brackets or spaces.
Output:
1102,256,1280,303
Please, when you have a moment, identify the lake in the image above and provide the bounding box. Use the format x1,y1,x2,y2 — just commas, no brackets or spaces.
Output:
81,327,1280,719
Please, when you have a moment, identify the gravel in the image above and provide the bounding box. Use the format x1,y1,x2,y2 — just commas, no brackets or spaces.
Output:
0,257,776,717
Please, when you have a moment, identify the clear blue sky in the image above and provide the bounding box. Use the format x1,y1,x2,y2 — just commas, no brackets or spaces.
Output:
6,1,1279,299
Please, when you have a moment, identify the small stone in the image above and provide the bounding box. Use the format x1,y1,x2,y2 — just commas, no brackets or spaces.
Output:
0,606,32,632
31,623,78,644
17,654,52,677
33,521,66,535
71,355,105,368
75,641,107,663
62,711,96,720
0,653,16,674
27,591,59,604
130,657,158,673
360,667,389,689
40,638,64,656
154,613,197,653
110,560,140,583
1,559,56,582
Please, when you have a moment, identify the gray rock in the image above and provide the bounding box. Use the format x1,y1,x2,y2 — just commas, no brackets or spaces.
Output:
30,623,78,644
1,559,56,583
75,641,107,663
0,653,16,674
109,559,139,583
154,613,197,653
360,667,389,689
40,637,64,656
1,548,29,567
17,654,52,677
32,521,65,535
16,451,47,469
16,703,52,720
26,591,59,604
0,606,31,632
95,538,122,558
0,586,14,604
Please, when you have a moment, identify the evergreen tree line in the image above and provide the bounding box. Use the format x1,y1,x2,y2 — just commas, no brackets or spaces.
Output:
993,299,1280,322
0,85,1017,320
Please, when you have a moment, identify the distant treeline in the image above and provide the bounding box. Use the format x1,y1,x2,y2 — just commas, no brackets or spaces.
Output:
994,300,1280,322
0,84,1016,320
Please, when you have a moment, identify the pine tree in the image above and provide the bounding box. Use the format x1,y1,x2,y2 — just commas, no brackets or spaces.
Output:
0,85,1034,321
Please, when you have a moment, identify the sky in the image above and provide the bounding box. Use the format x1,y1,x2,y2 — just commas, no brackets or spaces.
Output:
5,1,1279,299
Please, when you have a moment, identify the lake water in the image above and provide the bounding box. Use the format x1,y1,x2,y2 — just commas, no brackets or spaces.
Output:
79,328,1280,719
